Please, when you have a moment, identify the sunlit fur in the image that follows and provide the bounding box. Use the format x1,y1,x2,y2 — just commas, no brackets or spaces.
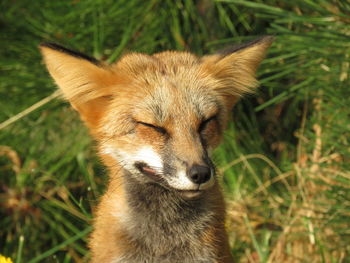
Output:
40,36,272,263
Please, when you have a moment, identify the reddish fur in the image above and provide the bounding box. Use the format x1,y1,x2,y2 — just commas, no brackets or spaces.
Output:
40,36,273,262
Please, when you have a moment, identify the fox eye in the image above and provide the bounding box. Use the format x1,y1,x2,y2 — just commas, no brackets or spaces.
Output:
198,115,217,133
137,121,167,135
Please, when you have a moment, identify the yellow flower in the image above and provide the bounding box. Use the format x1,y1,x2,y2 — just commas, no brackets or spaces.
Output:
0,255,13,263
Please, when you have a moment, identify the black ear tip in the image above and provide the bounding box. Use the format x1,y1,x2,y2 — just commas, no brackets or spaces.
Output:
39,42,67,51
259,35,275,44
216,35,274,56
242,35,275,48
39,42,57,49
38,41,100,65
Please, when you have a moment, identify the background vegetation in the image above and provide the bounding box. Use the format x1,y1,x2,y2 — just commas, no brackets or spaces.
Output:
1,0,349,262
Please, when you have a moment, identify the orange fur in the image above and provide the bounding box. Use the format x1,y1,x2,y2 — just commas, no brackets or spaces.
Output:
40,36,273,263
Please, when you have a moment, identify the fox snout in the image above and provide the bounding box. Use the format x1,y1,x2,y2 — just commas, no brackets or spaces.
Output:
188,164,212,185
166,156,216,191
128,144,216,194
135,159,214,191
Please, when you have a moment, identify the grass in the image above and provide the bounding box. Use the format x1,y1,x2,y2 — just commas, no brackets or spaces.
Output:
1,0,349,262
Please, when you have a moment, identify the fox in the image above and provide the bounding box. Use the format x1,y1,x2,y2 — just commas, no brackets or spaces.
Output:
40,36,273,263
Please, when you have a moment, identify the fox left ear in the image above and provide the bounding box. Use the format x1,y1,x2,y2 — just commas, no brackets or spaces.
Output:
201,36,273,108
40,43,117,129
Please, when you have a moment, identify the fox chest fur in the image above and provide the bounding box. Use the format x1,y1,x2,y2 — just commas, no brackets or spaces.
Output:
96,177,227,263
40,36,273,263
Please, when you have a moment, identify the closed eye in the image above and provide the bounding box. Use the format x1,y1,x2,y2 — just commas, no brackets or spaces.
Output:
198,115,217,133
137,121,167,134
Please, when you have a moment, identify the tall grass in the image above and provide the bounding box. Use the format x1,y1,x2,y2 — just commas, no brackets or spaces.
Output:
1,0,349,262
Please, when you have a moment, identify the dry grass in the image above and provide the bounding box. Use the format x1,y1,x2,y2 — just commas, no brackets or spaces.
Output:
224,96,349,262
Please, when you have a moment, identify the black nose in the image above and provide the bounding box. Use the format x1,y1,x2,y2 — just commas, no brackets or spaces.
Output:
188,165,211,185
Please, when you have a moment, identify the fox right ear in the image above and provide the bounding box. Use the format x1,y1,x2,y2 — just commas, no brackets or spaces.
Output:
40,43,116,128
201,36,273,108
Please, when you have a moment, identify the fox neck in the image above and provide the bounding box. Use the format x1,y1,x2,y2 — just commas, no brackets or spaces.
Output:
125,174,215,223
121,169,217,233
108,167,222,261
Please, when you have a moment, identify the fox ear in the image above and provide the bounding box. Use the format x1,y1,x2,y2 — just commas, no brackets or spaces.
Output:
40,43,116,128
202,36,273,107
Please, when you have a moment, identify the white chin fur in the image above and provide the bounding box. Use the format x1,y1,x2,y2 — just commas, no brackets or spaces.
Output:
167,170,215,191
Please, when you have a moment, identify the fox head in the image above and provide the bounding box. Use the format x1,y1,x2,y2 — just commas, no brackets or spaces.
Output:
40,37,273,199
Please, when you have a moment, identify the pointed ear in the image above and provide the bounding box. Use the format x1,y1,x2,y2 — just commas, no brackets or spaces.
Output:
40,43,116,129
202,36,273,107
